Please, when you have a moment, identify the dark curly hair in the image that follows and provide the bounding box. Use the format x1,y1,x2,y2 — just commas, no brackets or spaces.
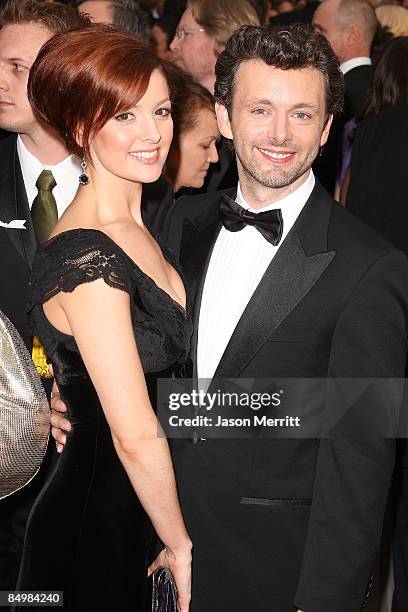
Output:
215,24,344,119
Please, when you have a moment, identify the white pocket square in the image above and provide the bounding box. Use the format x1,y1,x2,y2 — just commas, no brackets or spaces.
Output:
0,219,26,230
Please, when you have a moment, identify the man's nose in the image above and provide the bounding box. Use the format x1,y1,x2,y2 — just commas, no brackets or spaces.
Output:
267,114,290,144
0,65,10,91
170,34,180,52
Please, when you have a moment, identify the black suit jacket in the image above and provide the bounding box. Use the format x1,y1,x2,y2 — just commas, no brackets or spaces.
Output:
346,105,408,257
0,134,37,349
164,183,408,612
345,105,408,612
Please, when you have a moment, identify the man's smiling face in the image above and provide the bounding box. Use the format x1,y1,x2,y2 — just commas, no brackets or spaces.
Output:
216,60,332,198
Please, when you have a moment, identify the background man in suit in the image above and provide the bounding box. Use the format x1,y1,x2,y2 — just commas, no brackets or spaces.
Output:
0,0,89,591
51,22,408,612
169,0,260,193
312,0,377,193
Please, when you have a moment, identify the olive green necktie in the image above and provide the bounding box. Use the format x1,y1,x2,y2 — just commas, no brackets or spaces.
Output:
31,170,58,244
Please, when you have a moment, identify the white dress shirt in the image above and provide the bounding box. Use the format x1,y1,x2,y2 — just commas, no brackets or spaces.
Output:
197,171,316,380
17,135,81,218
340,57,372,76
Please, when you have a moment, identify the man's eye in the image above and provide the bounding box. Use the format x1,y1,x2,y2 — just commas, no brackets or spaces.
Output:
293,112,311,120
115,112,134,122
155,107,172,118
252,108,267,115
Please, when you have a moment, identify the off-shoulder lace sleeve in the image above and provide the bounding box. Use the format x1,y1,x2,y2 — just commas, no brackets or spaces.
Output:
30,230,131,305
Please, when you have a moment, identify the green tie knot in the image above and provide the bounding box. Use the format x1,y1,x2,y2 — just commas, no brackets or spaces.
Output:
36,169,56,192
31,169,58,244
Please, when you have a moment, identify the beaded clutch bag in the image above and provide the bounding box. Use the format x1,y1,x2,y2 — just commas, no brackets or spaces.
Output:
151,566,178,612
0,310,50,500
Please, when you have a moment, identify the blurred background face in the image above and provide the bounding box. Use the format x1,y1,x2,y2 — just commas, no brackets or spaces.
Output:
79,0,113,23
170,107,219,191
0,22,52,133
313,0,347,62
90,70,173,184
170,6,217,91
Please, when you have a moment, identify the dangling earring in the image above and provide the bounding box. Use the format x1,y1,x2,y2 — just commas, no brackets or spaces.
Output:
318,145,325,158
79,158,90,185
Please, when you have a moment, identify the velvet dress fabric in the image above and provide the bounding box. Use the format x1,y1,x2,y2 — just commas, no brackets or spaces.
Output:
14,229,192,611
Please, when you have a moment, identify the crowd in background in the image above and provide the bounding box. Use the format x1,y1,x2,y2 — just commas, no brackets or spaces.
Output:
1,1,408,611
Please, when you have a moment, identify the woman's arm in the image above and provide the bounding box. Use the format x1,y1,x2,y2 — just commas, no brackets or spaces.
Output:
47,278,191,609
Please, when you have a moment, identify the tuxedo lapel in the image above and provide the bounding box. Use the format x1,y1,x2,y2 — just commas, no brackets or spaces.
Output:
14,147,37,269
211,183,336,380
179,190,233,378
181,218,222,378
0,136,36,271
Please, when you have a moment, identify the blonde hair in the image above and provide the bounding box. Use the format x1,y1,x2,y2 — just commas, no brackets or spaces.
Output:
376,5,408,37
189,0,260,54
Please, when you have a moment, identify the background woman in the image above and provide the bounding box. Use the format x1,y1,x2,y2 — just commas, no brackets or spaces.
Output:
340,35,408,205
15,24,192,611
164,63,219,196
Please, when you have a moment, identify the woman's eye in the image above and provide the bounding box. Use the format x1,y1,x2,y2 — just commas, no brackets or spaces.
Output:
115,112,134,123
14,63,28,72
155,107,172,118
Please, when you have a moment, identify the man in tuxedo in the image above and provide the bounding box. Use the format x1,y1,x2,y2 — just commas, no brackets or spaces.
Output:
51,23,408,611
312,0,377,193
164,24,408,612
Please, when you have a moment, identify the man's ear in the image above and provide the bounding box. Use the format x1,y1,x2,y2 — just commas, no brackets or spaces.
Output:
215,102,233,141
320,114,333,146
345,24,359,47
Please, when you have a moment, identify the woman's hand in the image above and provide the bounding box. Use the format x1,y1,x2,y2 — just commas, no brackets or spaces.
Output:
148,543,192,612
50,382,71,453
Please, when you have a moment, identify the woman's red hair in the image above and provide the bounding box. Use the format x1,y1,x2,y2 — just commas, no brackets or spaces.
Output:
28,24,166,161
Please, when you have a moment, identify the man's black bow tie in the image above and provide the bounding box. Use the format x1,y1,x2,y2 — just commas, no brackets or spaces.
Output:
219,194,283,246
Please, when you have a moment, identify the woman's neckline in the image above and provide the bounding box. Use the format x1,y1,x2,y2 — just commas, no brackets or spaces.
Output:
42,228,187,314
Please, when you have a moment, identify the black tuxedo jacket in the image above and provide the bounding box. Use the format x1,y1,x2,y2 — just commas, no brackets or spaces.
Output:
0,134,36,349
164,183,408,612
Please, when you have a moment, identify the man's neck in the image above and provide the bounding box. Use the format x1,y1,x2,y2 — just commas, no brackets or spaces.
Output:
200,73,216,95
238,168,311,210
19,126,70,166
340,48,371,64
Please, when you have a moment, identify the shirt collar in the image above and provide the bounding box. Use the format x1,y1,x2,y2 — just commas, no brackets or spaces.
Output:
236,170,315,243
17,135,81,206
340,56,372,75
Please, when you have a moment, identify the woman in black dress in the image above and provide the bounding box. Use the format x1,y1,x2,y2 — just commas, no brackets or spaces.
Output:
14,24,192,611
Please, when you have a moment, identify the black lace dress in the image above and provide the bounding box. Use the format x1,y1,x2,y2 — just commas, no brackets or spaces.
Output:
15,229,192,611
